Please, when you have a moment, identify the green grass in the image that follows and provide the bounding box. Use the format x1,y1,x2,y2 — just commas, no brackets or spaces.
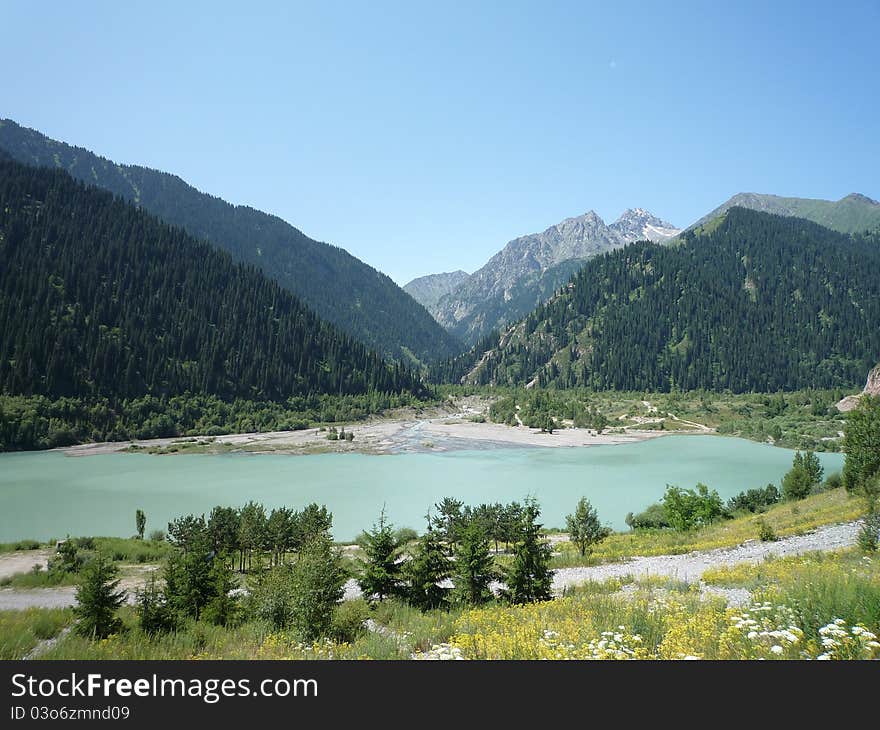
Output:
0,539,42,553
0,536,169,587
92,536,172,563
0,608,73,659
0,569,79,588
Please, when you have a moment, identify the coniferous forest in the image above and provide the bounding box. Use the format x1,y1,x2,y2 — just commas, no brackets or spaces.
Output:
453,208,880,392
0,159,426,420
0,119,464,365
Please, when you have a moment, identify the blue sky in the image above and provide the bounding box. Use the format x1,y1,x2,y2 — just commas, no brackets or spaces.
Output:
3,1,879,284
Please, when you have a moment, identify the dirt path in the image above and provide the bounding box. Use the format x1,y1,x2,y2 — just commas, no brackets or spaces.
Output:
0,567,156,610
0,549,52,580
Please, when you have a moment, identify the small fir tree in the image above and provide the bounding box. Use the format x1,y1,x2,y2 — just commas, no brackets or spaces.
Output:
358,509,401,601
451,520,496,606
73,555,124,638
405,522,452,611
503,498,553,604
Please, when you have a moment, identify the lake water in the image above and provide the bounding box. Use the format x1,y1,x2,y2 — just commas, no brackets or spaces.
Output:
0,436,844,542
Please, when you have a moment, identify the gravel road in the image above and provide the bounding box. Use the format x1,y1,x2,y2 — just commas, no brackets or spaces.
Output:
551,520,861,591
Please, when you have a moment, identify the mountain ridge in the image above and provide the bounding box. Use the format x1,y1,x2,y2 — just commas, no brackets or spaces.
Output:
447,208,880,392
403,270,470,311
688,191,880,234
430,207,680,345
0,119,463,365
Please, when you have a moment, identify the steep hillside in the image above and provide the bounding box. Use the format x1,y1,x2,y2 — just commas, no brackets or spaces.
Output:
0,119,462,365
432,208,679,344
403,270,470,310
0,158,426,401
689,192,880,234
459,208,880,392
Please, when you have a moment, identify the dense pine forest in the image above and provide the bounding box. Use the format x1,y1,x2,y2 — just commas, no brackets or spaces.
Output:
0,119,463,365
454,208,880,392
0,158,429,449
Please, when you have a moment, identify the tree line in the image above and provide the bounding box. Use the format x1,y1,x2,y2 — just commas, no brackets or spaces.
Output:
0,391,428,451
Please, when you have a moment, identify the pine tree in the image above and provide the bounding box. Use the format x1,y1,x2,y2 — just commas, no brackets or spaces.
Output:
135,573,176,634
503,498,553,604
405,523,452,611
135,509,146,540
73,555,124,638
358,509,400,601
451,521,496,606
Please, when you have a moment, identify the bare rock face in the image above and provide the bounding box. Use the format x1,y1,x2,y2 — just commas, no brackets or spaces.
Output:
836,363,880,412
432,208,680,344
868,364,880,394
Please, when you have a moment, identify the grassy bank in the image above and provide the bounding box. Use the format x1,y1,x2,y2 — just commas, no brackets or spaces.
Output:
0,608,73,659
550,489,865,568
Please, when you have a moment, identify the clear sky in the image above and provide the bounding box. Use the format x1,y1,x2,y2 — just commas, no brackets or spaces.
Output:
3,1,879,284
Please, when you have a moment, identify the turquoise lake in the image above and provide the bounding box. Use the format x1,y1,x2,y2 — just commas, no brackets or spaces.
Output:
0,436,845,542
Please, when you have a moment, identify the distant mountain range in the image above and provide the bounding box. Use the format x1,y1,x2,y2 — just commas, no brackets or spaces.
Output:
403,270,470,311
413,191,880,349
0,119,463,366
437,208,880,392
688,192,880,234
410,208,680,345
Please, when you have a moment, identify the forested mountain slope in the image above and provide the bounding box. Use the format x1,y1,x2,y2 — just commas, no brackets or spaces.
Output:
456,208,880,392
0,119,462,365
0,158,426,402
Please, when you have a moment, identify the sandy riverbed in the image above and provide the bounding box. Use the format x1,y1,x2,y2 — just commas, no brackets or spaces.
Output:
56,408,674,458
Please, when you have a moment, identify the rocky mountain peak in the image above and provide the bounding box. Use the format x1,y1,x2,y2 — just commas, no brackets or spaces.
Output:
429,204,679,344
610,208,681,242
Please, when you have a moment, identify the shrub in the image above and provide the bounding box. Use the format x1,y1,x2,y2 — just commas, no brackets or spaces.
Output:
824,472,843,491
287,536,346,641
330,599,370,643
247,566,296,630
662,484,725,531
857,512,880,553
393,527,419,547
782,451,823,501
625,503,669,530
727,484,779,513
756,518,777,542
565,497,611,556
135,575,177,634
